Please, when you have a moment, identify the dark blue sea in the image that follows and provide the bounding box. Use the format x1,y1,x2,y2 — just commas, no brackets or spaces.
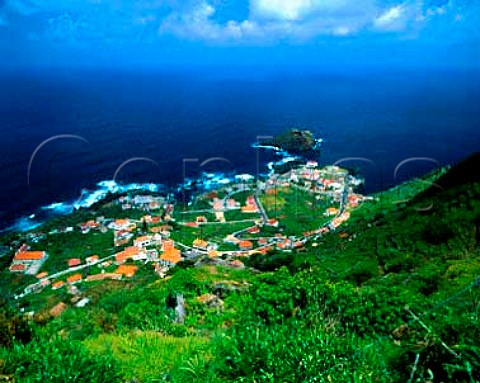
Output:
1,66,479,231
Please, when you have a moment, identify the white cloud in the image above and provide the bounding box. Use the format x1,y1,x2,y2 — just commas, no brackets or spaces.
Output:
374,4,405,29
160,0,378,42
252,0,315,21
251,0,357,21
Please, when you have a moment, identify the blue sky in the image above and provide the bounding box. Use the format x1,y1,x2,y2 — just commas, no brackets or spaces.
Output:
0,0,478,69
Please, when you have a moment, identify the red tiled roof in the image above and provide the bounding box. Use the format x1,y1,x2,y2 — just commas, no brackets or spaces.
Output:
67,274,82,284
52,281,65,290
14,251,46,261
36,272,48,279
68,258,81,267
161,248,181,264
239,240,253,249
10,264,26,271
115,265,138,277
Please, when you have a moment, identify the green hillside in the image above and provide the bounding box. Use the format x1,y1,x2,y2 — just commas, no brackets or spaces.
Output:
1,154,480,382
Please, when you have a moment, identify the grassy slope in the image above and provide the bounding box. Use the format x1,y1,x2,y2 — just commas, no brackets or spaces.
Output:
2,157,480,382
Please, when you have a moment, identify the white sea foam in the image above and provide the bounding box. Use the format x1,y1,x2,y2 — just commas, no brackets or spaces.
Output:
4,180,163,233
5,216,41,233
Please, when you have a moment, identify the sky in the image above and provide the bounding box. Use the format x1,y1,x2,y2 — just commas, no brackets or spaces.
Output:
0,0,479,70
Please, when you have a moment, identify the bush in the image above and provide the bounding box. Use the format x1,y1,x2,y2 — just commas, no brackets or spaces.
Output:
0,336,121,382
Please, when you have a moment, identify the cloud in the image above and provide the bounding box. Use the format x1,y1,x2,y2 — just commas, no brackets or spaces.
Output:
159,0,478,44
374,4,405,29
2,0,474,49
160,0,445,43
251,0,319,21
160,0,380,42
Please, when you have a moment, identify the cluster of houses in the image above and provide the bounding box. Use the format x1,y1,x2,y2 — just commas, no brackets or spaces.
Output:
37,235,184,295
119,195,165,211
241,195,259,213
9,244,48,275
288,163,362,199
7,161,369,304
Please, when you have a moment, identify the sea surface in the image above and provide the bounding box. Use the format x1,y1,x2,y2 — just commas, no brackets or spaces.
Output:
1,66,479,231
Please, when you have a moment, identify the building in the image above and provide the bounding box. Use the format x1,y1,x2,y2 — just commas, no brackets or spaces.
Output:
325,207,339,216
160,249,182,267
134,236,152,248
36,272,48,279
115,246,141,265
80,220,100,234
267,219,279,227
68,258,81,268
85,255,99,264
52,281,66,290
67,273,83,284
241,204,258,213
207,250,220,258
109,219,134,231
9,264,26,273
192,238,209,250
10,251,48,275
115,265,138,278
247,226,260,234
238,240,253,251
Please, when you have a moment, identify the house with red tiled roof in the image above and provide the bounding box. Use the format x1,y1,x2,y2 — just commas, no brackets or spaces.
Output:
160,248,182,267
9,264,26,272
52,281,66,290
238,240,253,250
115,265,138,278
67,273,82,284
114,246,141,265
36,272,48,279
267,219,279,227
68,258,81,268
247,226,260,234
241,205,258,213
10,251,48,275
80,220,100,234
109,219,135,232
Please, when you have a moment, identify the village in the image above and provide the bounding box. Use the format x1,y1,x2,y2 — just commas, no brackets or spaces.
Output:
5,161,371,313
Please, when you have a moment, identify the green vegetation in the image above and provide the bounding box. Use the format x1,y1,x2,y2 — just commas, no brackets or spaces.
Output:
169,222,255,250
260,186,334,235
1,154,480,382
263,128,320,158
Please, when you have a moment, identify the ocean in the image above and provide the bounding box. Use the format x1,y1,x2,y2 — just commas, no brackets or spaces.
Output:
1,66,479,231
